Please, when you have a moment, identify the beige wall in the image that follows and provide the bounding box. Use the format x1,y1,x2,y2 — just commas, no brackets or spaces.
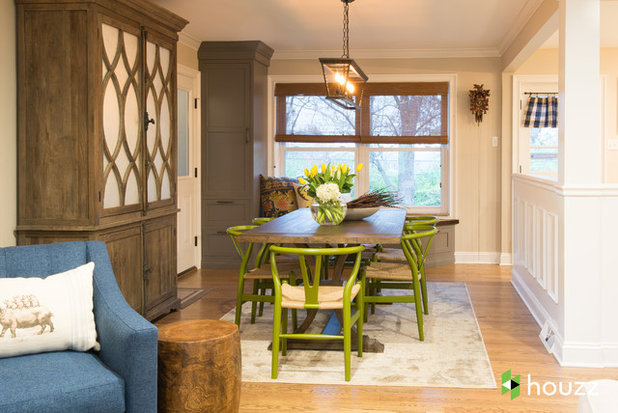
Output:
0,0,16,247
515,48,618,183
178,41,198,70
271,58,503,256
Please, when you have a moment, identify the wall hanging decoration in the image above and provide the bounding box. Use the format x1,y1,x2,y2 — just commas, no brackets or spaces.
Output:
319,0,368,110
468,84,490,125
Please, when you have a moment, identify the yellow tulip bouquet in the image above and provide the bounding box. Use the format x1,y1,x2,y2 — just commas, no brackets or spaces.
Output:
299,162,363,225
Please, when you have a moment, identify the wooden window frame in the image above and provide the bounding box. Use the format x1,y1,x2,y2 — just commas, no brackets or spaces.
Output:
275,82,449,145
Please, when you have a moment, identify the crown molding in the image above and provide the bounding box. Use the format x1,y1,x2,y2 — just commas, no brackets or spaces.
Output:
497,0,545,56
272,47,500,60
178,32,201,51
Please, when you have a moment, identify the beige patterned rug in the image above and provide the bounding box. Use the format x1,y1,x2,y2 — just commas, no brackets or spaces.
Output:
221,282,496,388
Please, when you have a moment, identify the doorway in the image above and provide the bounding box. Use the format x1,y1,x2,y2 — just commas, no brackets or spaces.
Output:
177,65,201,273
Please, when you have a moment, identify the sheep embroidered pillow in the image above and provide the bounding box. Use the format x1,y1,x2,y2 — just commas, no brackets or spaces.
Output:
0,262,99,358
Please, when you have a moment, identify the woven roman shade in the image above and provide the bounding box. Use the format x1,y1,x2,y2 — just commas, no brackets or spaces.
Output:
275,82,449,144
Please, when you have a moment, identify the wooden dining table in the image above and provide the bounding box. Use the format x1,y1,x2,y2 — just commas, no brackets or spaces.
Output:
236,207,407,353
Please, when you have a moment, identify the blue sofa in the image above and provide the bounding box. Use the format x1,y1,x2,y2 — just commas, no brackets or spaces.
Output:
0,241,158,413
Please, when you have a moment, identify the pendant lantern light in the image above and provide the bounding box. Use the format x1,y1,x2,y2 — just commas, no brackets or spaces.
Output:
319,0,368,110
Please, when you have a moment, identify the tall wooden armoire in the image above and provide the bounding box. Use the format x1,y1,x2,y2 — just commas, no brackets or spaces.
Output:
15,0,188,320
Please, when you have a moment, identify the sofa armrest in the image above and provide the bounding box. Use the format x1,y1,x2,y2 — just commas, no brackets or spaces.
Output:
87,241,158,413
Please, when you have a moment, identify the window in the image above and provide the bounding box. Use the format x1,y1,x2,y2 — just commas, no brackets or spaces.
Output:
514,77,559,180
529,128,558,175
275,82,449,213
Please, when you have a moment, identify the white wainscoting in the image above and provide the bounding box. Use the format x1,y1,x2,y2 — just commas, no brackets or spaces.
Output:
513,194,559,303
513,174,618,367
512,174,564,361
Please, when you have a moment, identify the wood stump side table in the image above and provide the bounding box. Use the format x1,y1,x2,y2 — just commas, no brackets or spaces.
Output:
158,319,241,413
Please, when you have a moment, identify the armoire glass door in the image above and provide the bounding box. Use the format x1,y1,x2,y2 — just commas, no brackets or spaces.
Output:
101,22,143,212
145,35,175,208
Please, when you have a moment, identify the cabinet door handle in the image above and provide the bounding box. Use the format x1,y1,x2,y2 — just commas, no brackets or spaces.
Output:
245,128,250,144
216,231,227,235
145,112,155,131
143,265,153,280
216,200,233,204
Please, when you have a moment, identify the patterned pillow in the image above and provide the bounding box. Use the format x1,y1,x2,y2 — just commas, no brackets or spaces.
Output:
259,175,299,217
293,183,313,208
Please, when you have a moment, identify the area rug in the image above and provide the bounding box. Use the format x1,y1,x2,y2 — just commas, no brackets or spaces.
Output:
177,288,211,309
221,282,497,388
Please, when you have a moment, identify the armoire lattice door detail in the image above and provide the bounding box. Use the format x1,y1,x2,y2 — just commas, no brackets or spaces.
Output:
101,23,142,209
145,40,173,203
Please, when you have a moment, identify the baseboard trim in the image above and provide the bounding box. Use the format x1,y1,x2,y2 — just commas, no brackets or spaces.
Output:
559,342,618,368
510,267,551,330
499,253,513,266
511,268,565,364
454,251,500,264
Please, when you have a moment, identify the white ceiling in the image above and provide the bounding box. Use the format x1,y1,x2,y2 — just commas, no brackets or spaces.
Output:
151,0,543,58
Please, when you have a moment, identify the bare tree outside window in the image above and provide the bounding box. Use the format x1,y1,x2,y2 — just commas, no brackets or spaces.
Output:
286,96,355,136
369,96,442,206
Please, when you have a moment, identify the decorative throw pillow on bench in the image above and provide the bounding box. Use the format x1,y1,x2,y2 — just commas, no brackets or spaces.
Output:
293,183,313,208
0,262,99,358
259,175,300,217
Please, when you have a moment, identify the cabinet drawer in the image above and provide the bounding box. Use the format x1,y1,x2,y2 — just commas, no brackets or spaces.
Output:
203,200,251,225
202,225,239,268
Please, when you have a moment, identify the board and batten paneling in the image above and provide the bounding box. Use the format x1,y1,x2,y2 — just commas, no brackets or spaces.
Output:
513,191,559,304
511,174,563,353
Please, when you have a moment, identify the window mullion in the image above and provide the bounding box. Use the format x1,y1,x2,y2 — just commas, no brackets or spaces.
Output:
356,143,369,195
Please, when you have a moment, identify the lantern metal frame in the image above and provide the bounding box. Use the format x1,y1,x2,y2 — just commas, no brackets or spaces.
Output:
319,0,368,110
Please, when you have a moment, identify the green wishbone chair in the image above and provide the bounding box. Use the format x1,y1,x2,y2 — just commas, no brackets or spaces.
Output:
362,226,438,341
250,216,299,317
405,215,440,227
227,225,299,328
372,219,439,314
252,217,274,225
251,217,276,317
270,245,365,382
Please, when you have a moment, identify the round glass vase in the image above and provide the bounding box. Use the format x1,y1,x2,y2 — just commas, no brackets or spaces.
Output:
310,199,347,226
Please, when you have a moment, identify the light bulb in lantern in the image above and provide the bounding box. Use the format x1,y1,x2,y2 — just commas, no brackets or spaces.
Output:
346,82,355,94
335,72,346,85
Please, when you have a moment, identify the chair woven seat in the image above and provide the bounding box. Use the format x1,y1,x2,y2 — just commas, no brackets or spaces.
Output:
375,247,406,262
245,263,299,279
365,261,415,281
361,250,376,261
280,283,361,310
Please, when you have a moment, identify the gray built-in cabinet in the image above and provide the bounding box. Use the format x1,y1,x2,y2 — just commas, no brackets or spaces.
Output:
15,0,187,320
198,41,273,268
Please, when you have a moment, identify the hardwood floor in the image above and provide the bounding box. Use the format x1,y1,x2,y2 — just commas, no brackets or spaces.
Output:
156,265,618,412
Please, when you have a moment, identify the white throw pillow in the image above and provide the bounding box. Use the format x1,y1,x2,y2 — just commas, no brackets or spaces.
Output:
0,262,100,358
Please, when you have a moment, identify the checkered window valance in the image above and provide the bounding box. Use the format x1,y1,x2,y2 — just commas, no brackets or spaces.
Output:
522,96,558,128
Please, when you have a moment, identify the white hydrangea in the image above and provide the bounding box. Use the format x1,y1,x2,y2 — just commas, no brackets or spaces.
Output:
315,182,341,203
